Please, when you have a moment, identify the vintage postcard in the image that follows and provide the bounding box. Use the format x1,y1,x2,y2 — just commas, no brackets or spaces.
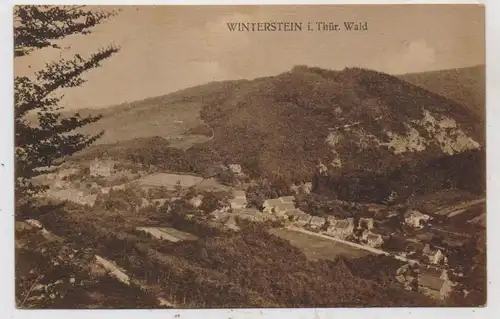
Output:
14,4,486,309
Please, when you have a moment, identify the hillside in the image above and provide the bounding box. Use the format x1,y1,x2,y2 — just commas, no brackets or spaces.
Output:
71,66,484,197
57,80,247,147
198,66,482,182
398,65,485,122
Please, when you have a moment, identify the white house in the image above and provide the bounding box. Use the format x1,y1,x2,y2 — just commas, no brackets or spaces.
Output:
262,196,296,216
309,216,326,230
230,190,247,209
404,210,432,229
188,195,204,208
228,164,242,175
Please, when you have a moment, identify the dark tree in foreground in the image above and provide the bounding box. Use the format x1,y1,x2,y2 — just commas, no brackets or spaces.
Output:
14,5,120,201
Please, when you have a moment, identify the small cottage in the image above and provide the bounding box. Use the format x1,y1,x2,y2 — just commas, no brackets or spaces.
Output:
262,196,296,216
235,207,263,222
295,212,312,227
325,218,354,239
90,158,116,177
418,269,456,300
309,216,326,230
228,164,242,175
366,233,384,248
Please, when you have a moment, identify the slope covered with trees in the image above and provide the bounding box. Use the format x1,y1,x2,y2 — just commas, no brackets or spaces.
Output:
398,65,485,122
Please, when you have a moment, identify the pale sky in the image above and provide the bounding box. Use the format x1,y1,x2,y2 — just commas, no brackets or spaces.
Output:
14,5,485,109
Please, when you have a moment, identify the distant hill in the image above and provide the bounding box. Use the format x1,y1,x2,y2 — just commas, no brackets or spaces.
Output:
397,65,485,122
70,65,484,202
58,80,248,147
196,66,482,182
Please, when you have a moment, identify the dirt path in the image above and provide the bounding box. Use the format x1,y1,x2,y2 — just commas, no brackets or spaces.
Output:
431,227,472,238
434,198,485,217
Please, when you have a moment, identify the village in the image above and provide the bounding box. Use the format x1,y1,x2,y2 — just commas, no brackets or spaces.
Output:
31,157,485,302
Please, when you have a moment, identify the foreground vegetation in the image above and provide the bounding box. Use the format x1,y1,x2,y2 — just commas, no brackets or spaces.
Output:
21,198,442,308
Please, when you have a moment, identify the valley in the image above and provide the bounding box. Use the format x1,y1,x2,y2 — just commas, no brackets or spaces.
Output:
16,65,486,308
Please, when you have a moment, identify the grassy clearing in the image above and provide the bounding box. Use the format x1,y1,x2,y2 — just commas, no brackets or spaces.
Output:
270,228,370,260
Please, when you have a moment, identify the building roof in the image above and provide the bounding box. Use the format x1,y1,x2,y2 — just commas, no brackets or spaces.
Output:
230,197,247,207
419,272,445,291
280,196,296,203
263,198,282,207
335,220,350,229
405,210,430,219
298,214,312,222
275,202,296,212
310,216,325,225
237,207,260,215
233,190,247,198
367,233,382,242
396,274,406,283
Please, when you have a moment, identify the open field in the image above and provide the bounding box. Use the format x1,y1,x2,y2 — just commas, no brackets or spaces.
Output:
270,228,370,260
434,198,485,217
137,173,203,189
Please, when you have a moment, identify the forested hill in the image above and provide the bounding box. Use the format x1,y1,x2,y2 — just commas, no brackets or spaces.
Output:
70,65,483,196
397,65,485,122
196,65,482,184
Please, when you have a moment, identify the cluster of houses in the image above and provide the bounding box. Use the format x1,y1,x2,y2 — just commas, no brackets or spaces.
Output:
34,157,465,302
395,263,456,300
203,193,386,249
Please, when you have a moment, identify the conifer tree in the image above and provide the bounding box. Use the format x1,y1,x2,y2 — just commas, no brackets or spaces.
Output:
14,5,120,200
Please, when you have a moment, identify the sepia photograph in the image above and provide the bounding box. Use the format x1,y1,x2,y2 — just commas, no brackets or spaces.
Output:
13,4,486,309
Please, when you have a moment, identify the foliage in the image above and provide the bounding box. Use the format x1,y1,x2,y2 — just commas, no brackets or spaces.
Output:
216,169,238,186
39,209,438,308
313,149,485,204
445,232,486,306
95,184,145,212
14,5,119,200
198,191,232,214
15,225,159,309
195,65,481,191
295,193,351,218
245,179,293,209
